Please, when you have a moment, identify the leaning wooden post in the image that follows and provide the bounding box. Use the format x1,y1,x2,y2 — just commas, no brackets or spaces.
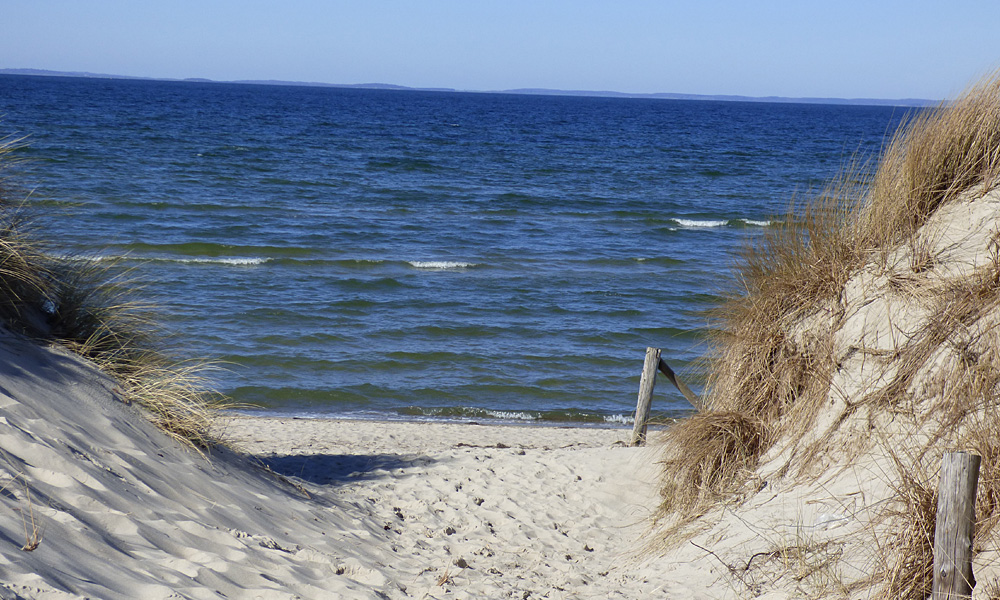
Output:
657,357,700,407
933,451,981,599
630,347,661,447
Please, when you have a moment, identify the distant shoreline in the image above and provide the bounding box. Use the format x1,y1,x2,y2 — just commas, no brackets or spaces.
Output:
0,68,938,108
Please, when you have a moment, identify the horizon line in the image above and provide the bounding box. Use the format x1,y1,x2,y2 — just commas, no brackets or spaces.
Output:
0,68,940,108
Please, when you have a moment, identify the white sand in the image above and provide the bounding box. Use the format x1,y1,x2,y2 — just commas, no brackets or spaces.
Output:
223,417,689,599
0,330,698,599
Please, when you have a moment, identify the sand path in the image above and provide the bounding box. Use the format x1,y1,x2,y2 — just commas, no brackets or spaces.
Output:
224,417,688,599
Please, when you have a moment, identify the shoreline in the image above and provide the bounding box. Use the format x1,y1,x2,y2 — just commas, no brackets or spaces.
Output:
224,409,681,431
220,414,645,456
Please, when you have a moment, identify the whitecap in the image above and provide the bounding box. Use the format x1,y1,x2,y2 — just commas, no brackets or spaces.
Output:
741,219,772,227
70,254,270,266
408,261,478,270
603,414,635,425
60,254,118,263
152,256,271,266
483,410,538,421
674,218,728,228
185,257,270,266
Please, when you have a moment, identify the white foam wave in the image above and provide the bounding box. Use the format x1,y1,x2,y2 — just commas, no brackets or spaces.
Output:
57,254,115,263
130,256,271,266
674,218,771,228
603,414,635,425
174,257,270,266
674,218,728,228
483,410,539,421
408,261,478,270
63,254,270,266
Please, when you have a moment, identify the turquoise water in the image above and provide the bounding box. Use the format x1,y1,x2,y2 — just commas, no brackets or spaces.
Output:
0,75,908,424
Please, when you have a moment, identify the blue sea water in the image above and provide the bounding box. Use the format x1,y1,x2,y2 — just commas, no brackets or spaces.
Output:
0,75,908,424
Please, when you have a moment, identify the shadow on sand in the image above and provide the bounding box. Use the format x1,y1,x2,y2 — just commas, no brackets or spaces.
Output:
259,453,435,485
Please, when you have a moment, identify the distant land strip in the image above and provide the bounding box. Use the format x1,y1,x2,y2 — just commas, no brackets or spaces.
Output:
0,68,938,107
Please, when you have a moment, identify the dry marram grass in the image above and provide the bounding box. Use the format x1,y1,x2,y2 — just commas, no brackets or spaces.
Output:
0,133,229,448
656,72,1000,597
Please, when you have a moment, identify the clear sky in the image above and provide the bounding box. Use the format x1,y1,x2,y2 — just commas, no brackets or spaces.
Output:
3,0,999,100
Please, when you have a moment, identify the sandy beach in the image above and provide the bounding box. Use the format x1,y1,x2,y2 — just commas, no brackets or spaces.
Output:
224,417,680,598
0,335,695,600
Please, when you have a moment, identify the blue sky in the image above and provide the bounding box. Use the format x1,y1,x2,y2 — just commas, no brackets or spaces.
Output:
3,0,999,99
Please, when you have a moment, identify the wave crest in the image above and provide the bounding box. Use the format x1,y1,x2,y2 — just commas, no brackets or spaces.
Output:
673,218,772,228
407,261,479,270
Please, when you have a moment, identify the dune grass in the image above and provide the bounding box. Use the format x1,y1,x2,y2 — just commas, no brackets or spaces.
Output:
655,72,1000,597
0,135,228,449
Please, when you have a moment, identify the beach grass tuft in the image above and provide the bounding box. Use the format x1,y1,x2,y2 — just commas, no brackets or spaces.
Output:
657,410,766,517
857,74,1000,255
0,134,229,449
655,71,1000,596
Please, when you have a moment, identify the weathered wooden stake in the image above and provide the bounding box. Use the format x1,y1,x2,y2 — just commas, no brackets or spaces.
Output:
657,358,700,407
630,347,661,447
933,451,981,600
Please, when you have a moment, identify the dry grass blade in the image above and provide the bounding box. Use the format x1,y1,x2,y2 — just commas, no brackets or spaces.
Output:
18,484,41,552
0,465,44,553
110,359,231,449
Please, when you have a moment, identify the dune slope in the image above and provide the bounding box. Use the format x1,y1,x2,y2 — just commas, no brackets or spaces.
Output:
0,328,411,599
654,74,1000,599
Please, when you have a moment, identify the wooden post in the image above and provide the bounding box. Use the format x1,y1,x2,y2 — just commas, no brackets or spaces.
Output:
657,358,700,407
630,347,661,447
933,451,981,599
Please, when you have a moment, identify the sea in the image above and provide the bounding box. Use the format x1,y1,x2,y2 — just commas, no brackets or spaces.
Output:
0,74,910,425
